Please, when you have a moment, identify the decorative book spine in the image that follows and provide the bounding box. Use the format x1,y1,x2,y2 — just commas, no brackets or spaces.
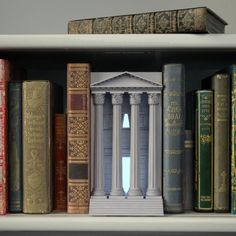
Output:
183,130,194,211
163,63,185,213
231,65,236,214
54,114,67,212
67,63,90,214
195,91,213,211
212,74,230,212
8,81,22,212
0,59,10,215
23,81,53,213
68,7,226,34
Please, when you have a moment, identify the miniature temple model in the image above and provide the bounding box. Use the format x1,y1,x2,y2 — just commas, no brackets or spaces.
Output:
89,72,163,215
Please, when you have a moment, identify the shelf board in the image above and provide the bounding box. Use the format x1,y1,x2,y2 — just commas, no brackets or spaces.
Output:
0,213,236,232
0,34,236,52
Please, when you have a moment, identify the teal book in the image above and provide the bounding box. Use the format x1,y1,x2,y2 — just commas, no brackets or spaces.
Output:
8,81,23,212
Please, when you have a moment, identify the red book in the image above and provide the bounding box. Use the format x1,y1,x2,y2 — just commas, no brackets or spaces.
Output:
0,59,10,215
54,114,67,212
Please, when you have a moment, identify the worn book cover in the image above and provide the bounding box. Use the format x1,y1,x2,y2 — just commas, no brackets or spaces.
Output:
8,81,23,213
23,81,54,214
195,90,213,211
163,63,185,213
67,63,90,214
68,7,227,34
54,114,67,212
0,59,10,215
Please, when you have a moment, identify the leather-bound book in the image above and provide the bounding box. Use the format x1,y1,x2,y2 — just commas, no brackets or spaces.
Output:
54,114,67,212
68,7,227,34
163,64,185,213
23,81,54,214
67,63,90,214
8,81,23,213
195,90,213,212
0,59,10,215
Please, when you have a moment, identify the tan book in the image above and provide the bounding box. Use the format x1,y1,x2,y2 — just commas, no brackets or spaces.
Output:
67,63,90,213
23,81,54,213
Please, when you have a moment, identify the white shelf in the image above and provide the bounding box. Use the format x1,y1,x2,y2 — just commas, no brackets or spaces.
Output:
0,34,236,51
0,213,235,232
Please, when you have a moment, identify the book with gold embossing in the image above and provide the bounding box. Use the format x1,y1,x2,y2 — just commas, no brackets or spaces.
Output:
163,63,185,213
23,80,54,214
194,90,213,211
68,7,227,34
67,63,90,214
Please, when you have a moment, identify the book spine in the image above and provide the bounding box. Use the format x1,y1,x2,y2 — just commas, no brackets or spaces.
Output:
0,59,10,215
163,63,185,213
23,81,53,213
67,63,90,214
54,114,67,212
8,82,22,212
212,74,230,212
195,91,213,211
183,130,194,211
231,66,236,214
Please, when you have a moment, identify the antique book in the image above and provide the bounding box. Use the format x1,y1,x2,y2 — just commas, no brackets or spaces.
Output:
23,81,54,214
183,130,194,211
54,114,67,212
8,81,23,212
203,74,230,212
231,65,236,214
195,90,213,212
68,7,227,34
0,59,10,215
67,63,90,214
163,63,185,213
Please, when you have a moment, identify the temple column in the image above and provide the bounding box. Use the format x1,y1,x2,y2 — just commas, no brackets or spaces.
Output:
146,93,161,196
93,93,106,196
128,93,142,196
110,93,124,196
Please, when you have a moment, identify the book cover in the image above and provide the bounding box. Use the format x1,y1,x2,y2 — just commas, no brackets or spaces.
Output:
54,114,67,212
23,81,54,214
67,63,90,214
195,90,213,211
0,59,10,215
8,81,23,213
68,7,227,34
163,63,185,213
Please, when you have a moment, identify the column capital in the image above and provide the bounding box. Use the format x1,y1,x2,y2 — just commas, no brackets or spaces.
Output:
129,93,141,105
148,93,160,105
112,93,123,105
94,93,105,105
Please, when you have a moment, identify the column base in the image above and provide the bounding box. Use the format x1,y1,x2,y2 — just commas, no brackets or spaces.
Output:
128,188,142,196
93,188,106,196
146,188,161,196
89,195,164,216
110,188,125,196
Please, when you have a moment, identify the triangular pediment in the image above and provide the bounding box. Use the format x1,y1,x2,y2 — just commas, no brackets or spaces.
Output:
90,72,162,90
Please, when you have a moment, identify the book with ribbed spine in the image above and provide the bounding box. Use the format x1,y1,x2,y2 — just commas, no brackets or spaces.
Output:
8,81,23,212
54,114,67,212
0,59,10,215
67,63,90,214
23,81,54,214
195,90,213,211
68,7,227,34
163,63,185,213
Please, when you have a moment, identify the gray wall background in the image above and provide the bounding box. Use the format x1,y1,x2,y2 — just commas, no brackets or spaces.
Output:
0,0,235,34
0,0,235,235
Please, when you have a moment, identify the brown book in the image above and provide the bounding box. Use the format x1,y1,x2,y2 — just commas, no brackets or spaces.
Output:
54,114,67,212
23,81,54,213
67,63,90,214
68,7,227,34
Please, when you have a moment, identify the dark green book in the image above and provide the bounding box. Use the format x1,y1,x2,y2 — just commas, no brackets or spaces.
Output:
195,90,213,211
163,63,185,213
8,81,23,212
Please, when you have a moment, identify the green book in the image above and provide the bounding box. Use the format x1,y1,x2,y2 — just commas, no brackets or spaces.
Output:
194,90,213,211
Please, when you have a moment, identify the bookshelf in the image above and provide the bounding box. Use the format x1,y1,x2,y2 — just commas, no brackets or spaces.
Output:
1,34,236,233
